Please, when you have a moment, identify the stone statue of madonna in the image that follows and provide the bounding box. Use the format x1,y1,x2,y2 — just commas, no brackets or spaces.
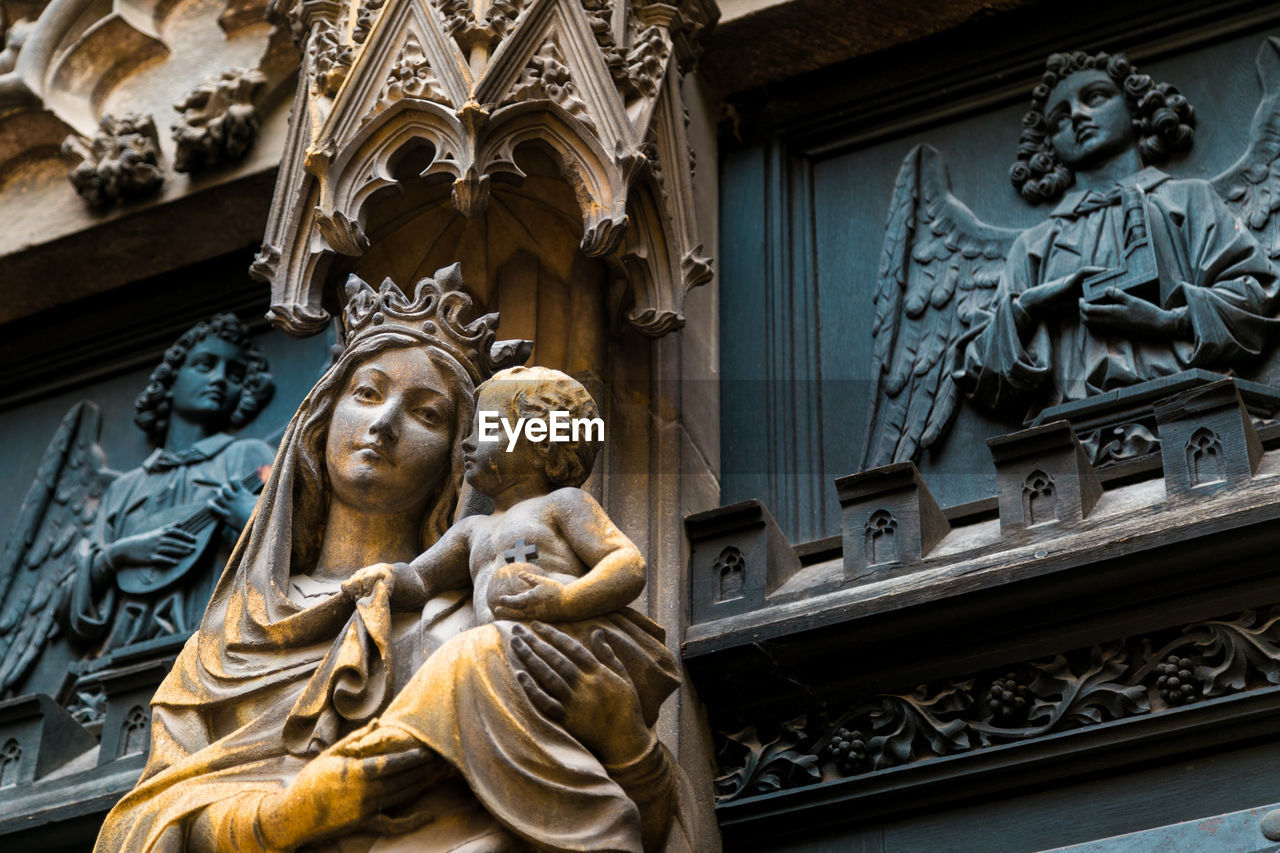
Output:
94,264,702,853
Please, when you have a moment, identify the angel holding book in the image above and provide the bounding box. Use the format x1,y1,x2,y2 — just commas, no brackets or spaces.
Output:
864,44,1280,468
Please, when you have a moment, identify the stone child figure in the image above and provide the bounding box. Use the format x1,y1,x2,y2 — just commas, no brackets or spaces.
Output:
70,314,275,651
862,47,1280,468
335,365,678,852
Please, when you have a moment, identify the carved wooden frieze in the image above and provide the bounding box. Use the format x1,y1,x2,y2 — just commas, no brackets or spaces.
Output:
254,0,716,337
713,603,1280,803
0,315,275,703
862,40,1280,471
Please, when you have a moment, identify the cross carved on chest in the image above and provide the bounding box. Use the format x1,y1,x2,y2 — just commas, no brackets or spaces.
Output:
504,538,538,564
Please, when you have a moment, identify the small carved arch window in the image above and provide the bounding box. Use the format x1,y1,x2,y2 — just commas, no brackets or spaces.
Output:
1185,427,1225,487
0,739,20,788
864,510,899,567
119,706,150,758
1022,469,1057,526
714,546,745,603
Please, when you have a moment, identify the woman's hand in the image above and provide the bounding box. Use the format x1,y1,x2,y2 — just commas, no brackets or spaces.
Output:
342,562,396,601
509,622,653,767
256,724,438,850
1015,266,1107,318
1080,287,1190,338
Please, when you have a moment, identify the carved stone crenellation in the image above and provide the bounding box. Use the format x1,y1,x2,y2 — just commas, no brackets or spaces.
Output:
61,114,164,208
835,462,950,583
172,69,269,173
256,0,717,338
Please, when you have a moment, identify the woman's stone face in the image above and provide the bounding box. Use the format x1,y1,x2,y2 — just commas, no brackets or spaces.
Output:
325,347,457,515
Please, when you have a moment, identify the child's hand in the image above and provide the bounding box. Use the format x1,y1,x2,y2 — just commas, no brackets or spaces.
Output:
342,562,396,600
490,565,567,621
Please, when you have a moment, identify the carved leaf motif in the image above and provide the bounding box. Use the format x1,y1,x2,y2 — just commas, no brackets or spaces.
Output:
311,18,354,97
505,38,597,133
486,0,528,39
621,26,668,99
62,114,164,208
713,718,820,802
172,68,267,172
353,0,388,44
315,208,371,255
370,31,451,117
433,0,474,36
1027,644,1149,728
1184,608,1280,696
862,683,972,767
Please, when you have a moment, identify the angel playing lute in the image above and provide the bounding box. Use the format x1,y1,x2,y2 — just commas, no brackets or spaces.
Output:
863,41,1280,470
0,315,275,701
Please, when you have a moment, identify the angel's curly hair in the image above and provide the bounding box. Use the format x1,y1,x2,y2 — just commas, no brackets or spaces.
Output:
1011,50,1196,204
479,366,601,488
134,313,274,445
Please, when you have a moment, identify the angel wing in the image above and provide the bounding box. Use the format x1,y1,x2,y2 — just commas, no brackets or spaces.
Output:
1213,37,1280,259
861,145,1020,469
0,401,116,697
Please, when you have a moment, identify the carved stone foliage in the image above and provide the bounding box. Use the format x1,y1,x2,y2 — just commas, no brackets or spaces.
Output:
714,604,1280,803
172,69,269,173
505,37,595,132
371,31,448,113
61,114,164,208
256,0,717,337
0,0,294,217
861,39,1280,471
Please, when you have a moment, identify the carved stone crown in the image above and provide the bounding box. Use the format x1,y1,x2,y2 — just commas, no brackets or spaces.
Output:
342,262,532,384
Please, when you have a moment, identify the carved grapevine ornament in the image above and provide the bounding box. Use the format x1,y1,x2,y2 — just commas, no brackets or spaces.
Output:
713,605,1280,802
256,0,716,338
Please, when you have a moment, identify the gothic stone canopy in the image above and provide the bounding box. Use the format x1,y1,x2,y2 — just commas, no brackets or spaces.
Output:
254,0,716,338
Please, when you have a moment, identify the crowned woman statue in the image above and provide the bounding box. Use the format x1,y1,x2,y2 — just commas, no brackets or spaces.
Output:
94,264,701,853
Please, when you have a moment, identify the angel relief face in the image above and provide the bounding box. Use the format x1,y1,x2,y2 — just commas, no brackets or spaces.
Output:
169,337,248,428
1045,69,1136,170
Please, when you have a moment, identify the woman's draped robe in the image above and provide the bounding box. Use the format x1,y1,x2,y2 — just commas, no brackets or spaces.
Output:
93,403,694,853
956,169,1280,413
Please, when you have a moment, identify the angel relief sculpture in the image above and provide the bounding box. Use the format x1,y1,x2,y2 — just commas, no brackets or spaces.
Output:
0,315,275,701
863,40,1280,470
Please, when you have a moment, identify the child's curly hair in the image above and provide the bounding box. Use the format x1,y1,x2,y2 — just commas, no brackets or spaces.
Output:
1011,50,1196,204
480,366,602,488
134,314,274,446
